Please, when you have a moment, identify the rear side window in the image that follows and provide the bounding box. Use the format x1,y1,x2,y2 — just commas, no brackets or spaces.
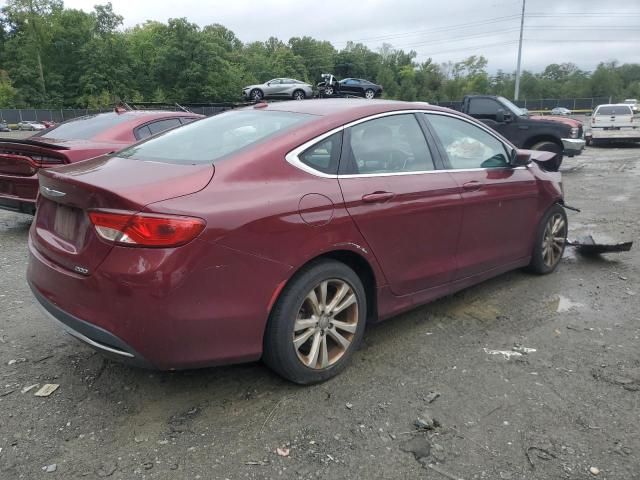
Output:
119,110,312,164
299,132,343,175
34,112,134,140
342,114,435,175
595,106,633,116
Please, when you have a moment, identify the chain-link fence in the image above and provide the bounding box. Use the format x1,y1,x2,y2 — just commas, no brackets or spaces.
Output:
0,97,621,123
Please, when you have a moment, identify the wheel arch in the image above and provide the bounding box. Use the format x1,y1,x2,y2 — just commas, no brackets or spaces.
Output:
268,249,379,324
524,135,563,150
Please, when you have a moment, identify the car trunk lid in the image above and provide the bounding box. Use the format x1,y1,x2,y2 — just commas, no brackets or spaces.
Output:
0,139,70,176
32,155,214,275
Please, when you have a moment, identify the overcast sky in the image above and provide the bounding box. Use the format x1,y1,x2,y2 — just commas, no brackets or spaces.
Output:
27,0,640,72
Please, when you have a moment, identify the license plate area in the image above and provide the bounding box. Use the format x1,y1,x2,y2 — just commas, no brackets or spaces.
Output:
54,204,79,241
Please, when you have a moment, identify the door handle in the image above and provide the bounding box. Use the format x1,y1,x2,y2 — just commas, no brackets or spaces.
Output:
462,181,483,192
362,191,395,203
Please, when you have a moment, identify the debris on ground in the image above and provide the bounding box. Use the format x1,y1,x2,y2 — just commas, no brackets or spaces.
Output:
555,295,584,313
42,464,57,473
424,391,440,404
34,384,59,397
345,402,353,409
275,447,290,457
512,344,537,354
483,348,523,359
590,466,600,475
414,411,440,430
567,234,633,255
21,384,39,394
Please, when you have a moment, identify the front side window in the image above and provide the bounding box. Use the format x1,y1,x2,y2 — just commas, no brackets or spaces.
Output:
299,132,343,175
426,114,509,169
342,114,435,175
119,110,312,164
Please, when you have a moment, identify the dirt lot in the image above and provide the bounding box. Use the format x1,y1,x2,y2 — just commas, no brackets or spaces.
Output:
1,144,639,480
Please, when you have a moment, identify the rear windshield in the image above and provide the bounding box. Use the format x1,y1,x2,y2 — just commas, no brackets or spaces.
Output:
33,112,135,140
595,105,633,116
119,110,313,164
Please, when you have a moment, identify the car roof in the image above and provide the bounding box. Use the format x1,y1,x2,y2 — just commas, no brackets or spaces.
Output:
257,98,447,118
595,104,633,109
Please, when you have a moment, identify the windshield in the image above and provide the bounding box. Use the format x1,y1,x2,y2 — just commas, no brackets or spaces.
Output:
119,110,313,164
33,112,134,140
596,105,633,116
498,97,527,116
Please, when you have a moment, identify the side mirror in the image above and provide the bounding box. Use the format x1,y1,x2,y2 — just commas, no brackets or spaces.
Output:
510,149,531,167
496,109,505,123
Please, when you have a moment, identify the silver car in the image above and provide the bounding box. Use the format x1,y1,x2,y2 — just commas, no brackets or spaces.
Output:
17,121,47,131
242,78,313,101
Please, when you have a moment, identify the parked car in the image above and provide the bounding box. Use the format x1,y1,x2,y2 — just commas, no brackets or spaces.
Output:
317,74,383,99
551,107,572,116
27,99,567,384
461,95,585,171
588,103,638,145
242,78,313,101
0,109,202,214
0,121,10,132
17,120,47,131
623,99,638,112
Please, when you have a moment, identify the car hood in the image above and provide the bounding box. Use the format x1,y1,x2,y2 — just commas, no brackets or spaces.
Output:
529,115,582,128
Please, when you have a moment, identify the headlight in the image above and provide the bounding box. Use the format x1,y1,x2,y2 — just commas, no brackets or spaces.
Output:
570,127,579,139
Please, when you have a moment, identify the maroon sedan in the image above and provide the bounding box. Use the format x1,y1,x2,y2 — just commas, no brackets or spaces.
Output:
0,110,202,214
27,99,567,384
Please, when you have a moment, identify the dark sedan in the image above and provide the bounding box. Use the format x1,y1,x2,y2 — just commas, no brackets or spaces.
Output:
338,78,383,99
28,99,566,384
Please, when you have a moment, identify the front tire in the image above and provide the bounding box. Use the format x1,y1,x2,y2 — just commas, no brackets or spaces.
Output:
292,89,305,100
324,85,334,96
250,89,263,101
364,89,375,99
528,204,567,274
263,260,367,384
531,140,563,171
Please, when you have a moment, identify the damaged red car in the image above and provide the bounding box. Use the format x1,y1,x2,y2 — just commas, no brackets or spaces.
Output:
0,109,202,214
27,99,567,384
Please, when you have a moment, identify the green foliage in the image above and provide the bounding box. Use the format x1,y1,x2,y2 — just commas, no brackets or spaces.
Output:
0,1,638,107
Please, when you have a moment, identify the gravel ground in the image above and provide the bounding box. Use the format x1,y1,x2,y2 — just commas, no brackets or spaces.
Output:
0,144,639,480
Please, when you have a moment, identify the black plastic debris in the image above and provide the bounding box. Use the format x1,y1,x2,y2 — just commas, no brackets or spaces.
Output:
567,235,633,255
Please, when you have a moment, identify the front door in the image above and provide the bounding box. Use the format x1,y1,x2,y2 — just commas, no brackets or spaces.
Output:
338,113,463,296
424,112,539,279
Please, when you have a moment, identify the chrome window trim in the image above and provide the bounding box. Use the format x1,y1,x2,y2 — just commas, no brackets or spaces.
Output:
285,109,518,179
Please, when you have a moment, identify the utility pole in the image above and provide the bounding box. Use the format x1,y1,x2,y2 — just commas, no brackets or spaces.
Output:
514,0,526,100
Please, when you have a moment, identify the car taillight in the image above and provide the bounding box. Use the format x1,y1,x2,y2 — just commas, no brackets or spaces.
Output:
88,210,205,247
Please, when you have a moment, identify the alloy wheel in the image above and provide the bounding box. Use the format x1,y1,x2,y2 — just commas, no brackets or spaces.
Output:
293,279,358,370
365,89,375,99
542,213,566,267
324,86,334,96
293,91,305,100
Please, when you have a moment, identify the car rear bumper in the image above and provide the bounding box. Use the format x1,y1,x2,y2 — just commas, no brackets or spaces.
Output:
591,127,640,140
27,233,292,370
561,138,585,157
29,281,153,368
0,173,38,213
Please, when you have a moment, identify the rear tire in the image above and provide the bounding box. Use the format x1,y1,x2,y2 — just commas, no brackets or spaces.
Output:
528,204,567,275
531,140,563,171
324,85,334,96
263,260,367,384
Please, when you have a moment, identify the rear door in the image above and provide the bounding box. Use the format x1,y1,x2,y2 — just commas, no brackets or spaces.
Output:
338,112,463,296
424,112,539,279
